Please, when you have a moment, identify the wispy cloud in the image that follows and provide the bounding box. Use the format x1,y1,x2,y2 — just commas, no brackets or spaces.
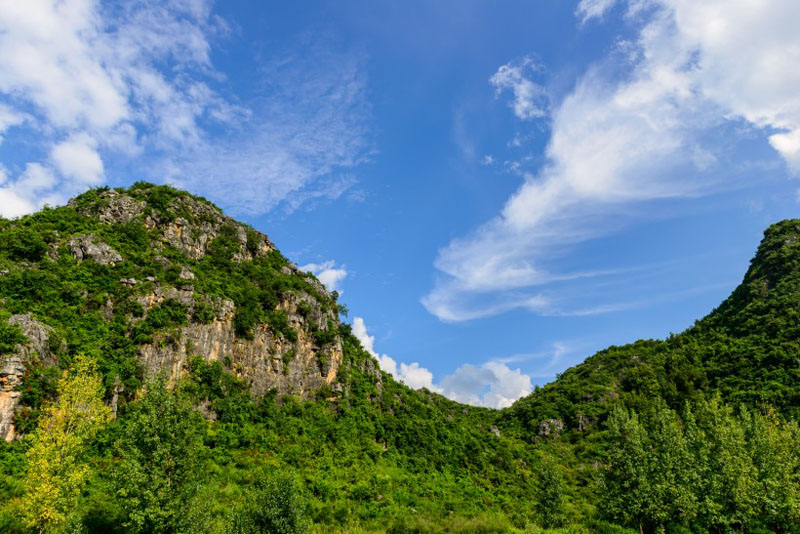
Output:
0,2,372,218
352,316,533,408
490,56,549,121
423,0,800,322
166,37,373,215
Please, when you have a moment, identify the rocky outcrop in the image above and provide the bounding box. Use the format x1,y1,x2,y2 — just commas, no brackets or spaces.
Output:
68,234,123,265
135,286,343,398
139,319,343,397
537,418,565,439
73,189,274,262
1,314,57,442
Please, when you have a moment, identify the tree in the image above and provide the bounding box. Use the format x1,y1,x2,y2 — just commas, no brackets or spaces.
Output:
112,375,207,534
533,454,565,528
20,354,112,534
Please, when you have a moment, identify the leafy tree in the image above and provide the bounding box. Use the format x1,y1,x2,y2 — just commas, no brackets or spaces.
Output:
20,354,112,533
112,375,207,534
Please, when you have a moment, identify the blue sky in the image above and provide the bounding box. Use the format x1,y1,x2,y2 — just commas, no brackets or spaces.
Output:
1,0,800,407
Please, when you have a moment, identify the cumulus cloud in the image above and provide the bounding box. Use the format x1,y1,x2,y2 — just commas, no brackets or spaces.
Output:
352,316,532,408
0,0,233,217
0,103,28,143
490,56,548,120
351,317,439,391
51,133,104,185
424,0,800,322
440,362,532,409
301,260,348,294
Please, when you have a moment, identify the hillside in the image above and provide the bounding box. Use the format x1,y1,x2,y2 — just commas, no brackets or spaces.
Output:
502,220,800,439
0,184,798,534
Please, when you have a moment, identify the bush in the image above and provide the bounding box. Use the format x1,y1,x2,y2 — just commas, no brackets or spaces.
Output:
227,474,308,534
0,313,27,355
1,227,48,262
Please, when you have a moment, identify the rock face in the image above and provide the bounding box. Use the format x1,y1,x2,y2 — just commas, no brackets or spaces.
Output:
68,234,123,265
1,314,57,442
137,289,343,397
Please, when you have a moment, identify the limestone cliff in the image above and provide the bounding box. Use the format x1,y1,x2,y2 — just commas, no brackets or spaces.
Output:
0,183,346,441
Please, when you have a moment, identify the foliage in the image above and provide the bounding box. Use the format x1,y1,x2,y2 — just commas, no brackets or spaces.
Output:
111,375,208,534
20,354,112,533
601,397,800,533
226,473,309,534
0,311,27,356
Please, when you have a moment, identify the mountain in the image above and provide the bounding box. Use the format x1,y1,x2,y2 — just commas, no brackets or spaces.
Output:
0,184,798,534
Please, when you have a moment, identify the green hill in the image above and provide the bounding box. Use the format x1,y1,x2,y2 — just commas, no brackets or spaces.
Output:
0,184,798,534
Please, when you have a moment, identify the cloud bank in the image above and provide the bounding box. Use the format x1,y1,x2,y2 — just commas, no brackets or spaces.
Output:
352,317,532,408
424,0,800,322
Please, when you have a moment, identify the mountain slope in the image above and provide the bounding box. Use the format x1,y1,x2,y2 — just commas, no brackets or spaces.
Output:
502,220,800,442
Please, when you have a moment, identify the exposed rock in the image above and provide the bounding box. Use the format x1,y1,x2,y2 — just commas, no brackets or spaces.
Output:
79,189,145,224
68,234,123,265
0,356,25,442
1,314,57,442
72,189,275,263
490,425,501,438
537,418,565,439
179,266,195,280
110,375,124,420
133,283,342,399
136,284,195,312
146,198,273,262
138,311,343,398
154,255,172,269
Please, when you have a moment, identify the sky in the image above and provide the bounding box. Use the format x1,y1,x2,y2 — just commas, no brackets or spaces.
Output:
1,0,799,408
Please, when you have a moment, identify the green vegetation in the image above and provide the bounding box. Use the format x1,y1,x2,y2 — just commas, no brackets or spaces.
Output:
19,354,112,533
0,311,27,356
0,185,798,533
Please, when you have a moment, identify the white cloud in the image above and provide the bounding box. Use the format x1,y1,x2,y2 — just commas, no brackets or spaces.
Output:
0,1,366,217
164,40,372,215
0,0,233,215
301,260,348,294
51,133,104,184
0,103,28,143
441,361,532,409
576,0,620,23
489,57,548,120
351,316,532,408
351,316,439,391
424,0,800,322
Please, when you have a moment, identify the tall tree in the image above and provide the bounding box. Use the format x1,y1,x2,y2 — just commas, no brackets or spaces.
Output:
20,354,112,534
112,375,207,534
